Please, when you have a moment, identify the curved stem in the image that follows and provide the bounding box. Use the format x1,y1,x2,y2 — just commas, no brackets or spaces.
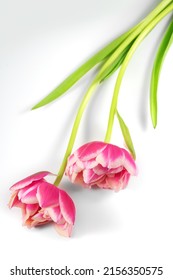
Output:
104,3,173,142
54,0,173,186
96,0,172,82
33,0,171,109
54,80,98,186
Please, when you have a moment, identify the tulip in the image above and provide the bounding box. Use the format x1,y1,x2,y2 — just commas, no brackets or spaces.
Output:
9,171,75,237
66,141,137,191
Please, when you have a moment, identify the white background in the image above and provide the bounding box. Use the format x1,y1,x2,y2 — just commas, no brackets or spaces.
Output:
0,0,173,279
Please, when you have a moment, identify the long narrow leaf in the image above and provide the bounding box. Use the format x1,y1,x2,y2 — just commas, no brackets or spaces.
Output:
32,23,142,109
100,43,133,83
117,111,136,159
150,18,173,128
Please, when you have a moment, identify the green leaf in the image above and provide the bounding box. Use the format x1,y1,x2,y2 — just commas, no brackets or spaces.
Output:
150,18,173,128
117,111,136,159
32,23,142,109
100,43,133,83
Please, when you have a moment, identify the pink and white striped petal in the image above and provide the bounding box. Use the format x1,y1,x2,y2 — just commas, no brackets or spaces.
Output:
122,149,137,175
106,171,130,191
37,182,59,208
74,172,90,187
83,169,104,185
8,191,20,208
59,189,75,225
46,206,62,223
83,159,98,169
75,142,107,161
30,210,52,227
93,164,109,175
19,184,39,204
67,153,78,167
54,222,73,237
96,144,123,168
10,171,52,191
23,204,40,222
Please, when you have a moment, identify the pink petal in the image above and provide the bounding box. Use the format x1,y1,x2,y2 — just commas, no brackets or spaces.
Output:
54,222,73,237
73,172,90,187
75,159,85,169
23,204,40,222
31,220,51,227
75,141,107,161
37,182,59,208
93,164,109,175
59,189,75,224
83,159,98,169
19,184,38,204
96,180,108,189
46,206,62,223
31,210,46,222
10,171,52,191
67,153,78,167
106,171,130,191
72,162,83,173
109,166,124,174
83,169,104,184
96,144,123,168
28,209,52,227
26,204,40,217
9,191,20,208
71,171,78,183
122,148,137,175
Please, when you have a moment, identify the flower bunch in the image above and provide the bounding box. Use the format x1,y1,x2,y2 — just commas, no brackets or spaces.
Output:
9,172,75,237
9,0,173,237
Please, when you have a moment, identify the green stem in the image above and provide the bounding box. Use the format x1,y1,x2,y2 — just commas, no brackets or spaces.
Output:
104,3,173,142
54,80,98,186
32,0,171,109
97,0,172,81
54,0,173,186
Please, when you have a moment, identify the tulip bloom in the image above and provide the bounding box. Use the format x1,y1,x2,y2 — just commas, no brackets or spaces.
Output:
66,141,137,191
9,171,75,237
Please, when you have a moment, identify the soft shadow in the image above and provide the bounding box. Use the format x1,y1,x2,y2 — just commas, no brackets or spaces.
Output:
138,70,150,130
63,182,120,237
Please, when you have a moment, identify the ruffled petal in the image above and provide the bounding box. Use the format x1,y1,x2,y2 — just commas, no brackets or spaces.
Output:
83,169,104,185
37,182,59,208
72,162,83,173
23,204,40,222
26,204,40,217
75,141,107,161
122,148,137,175
66,141,137,192
19,184,38,204
83,159,98,169
67,153,78,167
106,171,130,191
109,166,124,174
46,206,62,223
54,222,73,237
93,164,108,175
59,189,75,225
96,144,124,168
8,191,21,208
10,171,52,191
28,209,52,227
73,172,90,187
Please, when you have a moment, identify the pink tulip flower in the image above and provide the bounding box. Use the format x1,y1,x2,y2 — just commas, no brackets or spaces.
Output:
66,141,137,191
9,171,75,237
